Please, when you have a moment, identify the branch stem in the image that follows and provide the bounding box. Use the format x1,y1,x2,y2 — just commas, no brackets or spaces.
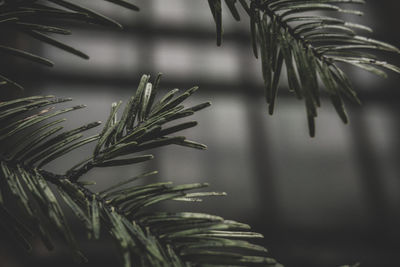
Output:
67,160,95,182
257,0,333,66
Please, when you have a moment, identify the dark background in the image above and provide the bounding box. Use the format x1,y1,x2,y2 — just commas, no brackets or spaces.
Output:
1,1,400,266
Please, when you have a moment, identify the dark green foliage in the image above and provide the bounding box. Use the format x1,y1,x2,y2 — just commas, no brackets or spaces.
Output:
0,74,281,266
207,0,400,136
2,1,395,266
2,0,399,137
0,0,139,89
0,3,281,265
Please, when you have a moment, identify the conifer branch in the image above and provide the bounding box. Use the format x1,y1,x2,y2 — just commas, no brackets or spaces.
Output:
207,0,400,136
0,0,139,89
0,74,281,266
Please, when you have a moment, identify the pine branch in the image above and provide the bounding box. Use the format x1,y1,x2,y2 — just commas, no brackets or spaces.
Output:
0,74,281,266
0,0,139,89
207,0,400,136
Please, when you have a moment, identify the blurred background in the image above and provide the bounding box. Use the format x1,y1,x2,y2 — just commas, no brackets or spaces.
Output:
1,0,400,266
